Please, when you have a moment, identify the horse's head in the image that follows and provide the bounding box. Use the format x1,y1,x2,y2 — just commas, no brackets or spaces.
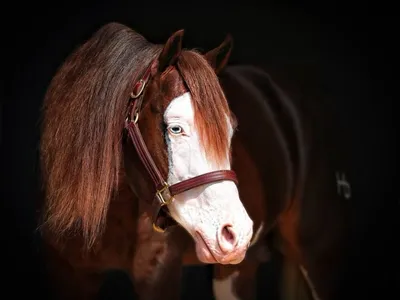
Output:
124,30,253,264
40,23,252,265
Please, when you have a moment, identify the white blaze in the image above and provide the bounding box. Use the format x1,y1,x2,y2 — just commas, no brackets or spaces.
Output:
163,92,253,264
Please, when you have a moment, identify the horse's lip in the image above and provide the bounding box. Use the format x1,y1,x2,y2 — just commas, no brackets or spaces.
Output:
195,231,219,263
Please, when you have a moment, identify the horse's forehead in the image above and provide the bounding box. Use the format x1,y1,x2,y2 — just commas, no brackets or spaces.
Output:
164,92,194,121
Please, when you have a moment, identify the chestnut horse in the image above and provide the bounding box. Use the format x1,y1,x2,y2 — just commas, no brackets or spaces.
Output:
38,22,348,300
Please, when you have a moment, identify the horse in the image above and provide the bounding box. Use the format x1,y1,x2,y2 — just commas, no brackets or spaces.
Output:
39,22,255,300
38,22,349,300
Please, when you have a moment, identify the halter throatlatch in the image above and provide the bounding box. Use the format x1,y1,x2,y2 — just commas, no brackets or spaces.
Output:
124,60,238,232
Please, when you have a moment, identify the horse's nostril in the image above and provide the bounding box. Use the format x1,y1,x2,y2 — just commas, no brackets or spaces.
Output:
222,225,235,244
217,224,238,253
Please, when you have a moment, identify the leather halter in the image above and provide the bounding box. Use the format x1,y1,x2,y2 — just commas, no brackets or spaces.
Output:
124,60,239,233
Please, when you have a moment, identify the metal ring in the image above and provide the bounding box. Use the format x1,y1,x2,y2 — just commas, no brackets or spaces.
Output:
130,79,146,99
152,222,166,233
133,112,139,124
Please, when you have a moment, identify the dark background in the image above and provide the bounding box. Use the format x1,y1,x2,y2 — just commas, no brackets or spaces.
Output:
2,0,397,299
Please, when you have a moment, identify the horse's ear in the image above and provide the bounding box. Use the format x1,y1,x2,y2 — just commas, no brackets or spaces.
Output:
205,34,233,74
158,29,184,73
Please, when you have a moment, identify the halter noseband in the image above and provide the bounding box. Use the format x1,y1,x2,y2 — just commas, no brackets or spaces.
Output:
124,59,239,233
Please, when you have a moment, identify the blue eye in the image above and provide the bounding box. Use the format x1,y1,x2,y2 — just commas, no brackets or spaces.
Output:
168,125,183,135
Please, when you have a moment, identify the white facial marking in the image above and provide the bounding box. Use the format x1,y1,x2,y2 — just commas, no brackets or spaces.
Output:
163,92,253,264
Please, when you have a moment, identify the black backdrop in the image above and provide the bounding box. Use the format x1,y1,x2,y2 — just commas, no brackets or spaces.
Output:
3,1,397,299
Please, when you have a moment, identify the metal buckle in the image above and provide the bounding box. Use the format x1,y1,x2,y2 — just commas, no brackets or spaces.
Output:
155,182,173,206
152,182,173,233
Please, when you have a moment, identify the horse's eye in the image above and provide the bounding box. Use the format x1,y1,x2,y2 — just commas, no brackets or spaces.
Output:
168,125,183,135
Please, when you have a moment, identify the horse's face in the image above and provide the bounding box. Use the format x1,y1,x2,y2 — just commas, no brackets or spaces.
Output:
132,31,253,264
163,92,253,265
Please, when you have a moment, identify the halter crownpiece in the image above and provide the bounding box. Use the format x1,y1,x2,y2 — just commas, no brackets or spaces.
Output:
124,59,239,232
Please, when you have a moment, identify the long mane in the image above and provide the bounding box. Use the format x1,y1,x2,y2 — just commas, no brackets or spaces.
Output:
39,22,162,248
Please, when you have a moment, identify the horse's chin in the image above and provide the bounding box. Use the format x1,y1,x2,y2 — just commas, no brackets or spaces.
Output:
194,232,218,264
196,246,218,264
